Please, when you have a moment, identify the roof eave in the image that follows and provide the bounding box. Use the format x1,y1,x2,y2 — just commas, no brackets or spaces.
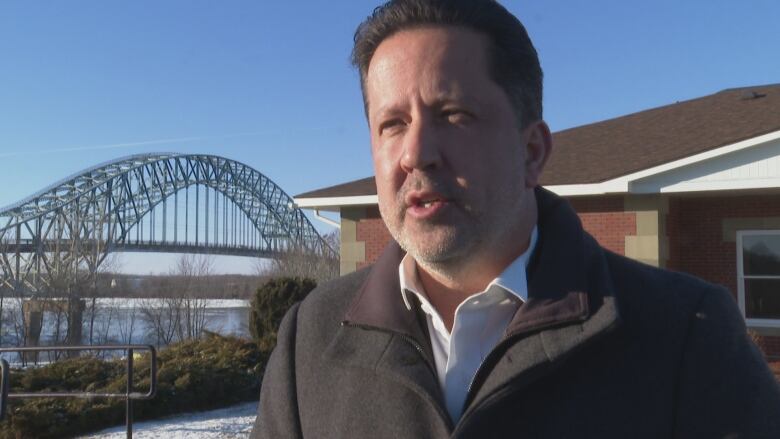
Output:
294,195,379,210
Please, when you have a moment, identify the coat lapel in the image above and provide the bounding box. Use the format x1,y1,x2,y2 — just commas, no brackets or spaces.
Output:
326,242,445,413
340,242,433,364
464,188,622,413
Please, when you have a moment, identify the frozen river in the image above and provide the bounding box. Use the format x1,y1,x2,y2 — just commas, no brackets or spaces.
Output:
0,298,251,361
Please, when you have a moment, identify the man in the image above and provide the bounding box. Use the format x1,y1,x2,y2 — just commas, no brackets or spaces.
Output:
252,0,780,437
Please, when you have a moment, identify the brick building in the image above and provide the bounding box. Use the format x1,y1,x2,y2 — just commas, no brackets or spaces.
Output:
296,84,780,358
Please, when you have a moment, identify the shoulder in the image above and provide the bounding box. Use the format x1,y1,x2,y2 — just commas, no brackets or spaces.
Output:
597,250,767,385
298,267,372,319
285,266,374,345
602,250,736,336
605,250,726,305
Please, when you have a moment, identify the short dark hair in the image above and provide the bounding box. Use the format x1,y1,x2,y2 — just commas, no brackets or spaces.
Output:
351,0,543,127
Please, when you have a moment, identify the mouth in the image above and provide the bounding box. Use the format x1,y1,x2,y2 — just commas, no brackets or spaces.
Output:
405,192,452,218
407,192,447,207
417,197,442,208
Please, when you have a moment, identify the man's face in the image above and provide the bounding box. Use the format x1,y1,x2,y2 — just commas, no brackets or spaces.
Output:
365,26,543,269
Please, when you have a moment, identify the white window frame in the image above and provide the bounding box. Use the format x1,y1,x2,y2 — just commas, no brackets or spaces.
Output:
736,229,780,328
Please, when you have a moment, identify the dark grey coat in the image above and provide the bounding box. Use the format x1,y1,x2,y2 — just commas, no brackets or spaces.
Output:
252,188,780,438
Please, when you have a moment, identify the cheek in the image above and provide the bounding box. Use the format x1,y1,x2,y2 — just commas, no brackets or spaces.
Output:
372,155,401,207
372,139,403,183
373,155,395,185
454,145,523,194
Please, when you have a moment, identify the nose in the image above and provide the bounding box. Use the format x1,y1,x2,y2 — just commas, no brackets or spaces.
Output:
399,118,443,173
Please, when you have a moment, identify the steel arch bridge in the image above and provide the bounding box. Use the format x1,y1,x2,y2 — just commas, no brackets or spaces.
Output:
0,153,334,292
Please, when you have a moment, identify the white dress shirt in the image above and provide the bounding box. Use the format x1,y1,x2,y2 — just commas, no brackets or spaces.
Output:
399,226,538,422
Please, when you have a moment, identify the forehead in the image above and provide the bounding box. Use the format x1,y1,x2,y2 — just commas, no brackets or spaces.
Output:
364,26,494,109
371,25,490,68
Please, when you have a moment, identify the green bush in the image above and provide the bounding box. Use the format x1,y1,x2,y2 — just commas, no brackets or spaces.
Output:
249,277,316,353
0,335,263,439
20,357,124,393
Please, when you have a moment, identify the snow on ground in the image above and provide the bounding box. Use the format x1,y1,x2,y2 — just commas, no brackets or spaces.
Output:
79,401,258,438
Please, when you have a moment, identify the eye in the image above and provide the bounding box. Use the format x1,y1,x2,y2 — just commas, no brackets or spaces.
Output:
378,118,405,135
442,108,472,124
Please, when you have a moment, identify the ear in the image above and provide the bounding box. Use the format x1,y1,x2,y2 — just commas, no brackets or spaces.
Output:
522,120,553,188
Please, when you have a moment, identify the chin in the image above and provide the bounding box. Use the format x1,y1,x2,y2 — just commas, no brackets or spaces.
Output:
400,231,475,266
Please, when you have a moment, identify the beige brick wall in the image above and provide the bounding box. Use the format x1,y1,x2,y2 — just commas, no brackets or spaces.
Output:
340,207,366,275
624,195,669,267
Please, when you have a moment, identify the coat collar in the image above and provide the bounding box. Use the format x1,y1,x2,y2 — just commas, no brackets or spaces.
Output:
342,187,608,342
507,186,592,335
336,187,621,427
342,241,429,344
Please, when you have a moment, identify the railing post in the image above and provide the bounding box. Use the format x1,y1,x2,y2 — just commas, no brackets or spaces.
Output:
127,347,133,439
0,359,9,420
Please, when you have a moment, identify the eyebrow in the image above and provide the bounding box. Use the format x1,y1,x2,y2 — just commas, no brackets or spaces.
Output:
372,93,483,120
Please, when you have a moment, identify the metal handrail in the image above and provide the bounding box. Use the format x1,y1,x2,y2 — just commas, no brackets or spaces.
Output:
0,344,157,439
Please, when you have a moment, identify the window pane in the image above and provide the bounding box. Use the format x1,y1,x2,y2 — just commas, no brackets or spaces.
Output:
745,278,780,319
742,234,780,276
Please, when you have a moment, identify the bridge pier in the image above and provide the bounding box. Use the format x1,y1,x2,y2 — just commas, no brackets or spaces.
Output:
22,303,43,363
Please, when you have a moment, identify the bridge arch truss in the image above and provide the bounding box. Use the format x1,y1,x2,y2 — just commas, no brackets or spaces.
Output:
0,153,334,292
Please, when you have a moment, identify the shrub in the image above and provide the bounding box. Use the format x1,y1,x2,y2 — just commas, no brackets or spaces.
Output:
0,335,262,439
249,277,316,353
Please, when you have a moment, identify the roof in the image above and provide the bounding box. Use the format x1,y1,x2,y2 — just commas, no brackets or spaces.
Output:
295,84,780,200
296,176,377,199
544,83,780,185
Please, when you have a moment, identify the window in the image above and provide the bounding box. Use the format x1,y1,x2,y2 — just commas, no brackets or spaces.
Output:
737,230,780,327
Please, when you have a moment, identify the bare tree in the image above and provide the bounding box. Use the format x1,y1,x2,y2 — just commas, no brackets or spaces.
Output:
259,230,340,283
141,296,181,346
115,300,139,344
139,254,214,347
85,252,122,345
36,246,91,360
172,254,212,340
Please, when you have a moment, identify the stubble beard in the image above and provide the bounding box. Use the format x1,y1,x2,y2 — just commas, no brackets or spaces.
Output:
380,193,483,279
380,178,528,282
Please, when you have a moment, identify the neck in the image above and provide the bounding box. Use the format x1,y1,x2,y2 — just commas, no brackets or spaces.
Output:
416,225,534,332
412,190,539,332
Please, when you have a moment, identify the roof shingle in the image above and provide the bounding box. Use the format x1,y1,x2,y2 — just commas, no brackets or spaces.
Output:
543,83,780,185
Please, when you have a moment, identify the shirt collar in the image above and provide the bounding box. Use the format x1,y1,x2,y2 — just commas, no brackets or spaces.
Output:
399,226,539,310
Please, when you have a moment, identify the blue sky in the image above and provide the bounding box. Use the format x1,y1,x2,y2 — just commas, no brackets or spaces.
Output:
1,0,778,273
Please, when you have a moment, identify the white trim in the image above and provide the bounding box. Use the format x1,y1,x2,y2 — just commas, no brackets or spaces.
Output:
737,231,747,322
294,195,378,209
547,129,780,197
656,178,780,194
314,210,340,229
546,182,626,196
736,229,780,328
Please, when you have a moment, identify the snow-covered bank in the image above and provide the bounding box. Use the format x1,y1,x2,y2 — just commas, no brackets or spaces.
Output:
79,401,258,438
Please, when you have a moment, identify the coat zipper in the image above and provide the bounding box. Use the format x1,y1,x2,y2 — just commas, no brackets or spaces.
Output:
463,322,565,409
452,316,620,438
